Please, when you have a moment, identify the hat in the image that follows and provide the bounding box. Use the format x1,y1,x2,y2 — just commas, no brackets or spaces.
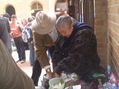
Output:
32,11,56,34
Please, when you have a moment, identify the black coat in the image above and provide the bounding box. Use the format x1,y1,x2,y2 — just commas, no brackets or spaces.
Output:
0,17,10,49
52,23,100,81
2,17,11,33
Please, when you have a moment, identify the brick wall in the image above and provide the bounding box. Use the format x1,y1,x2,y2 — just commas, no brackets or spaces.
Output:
94,0,107,68
107,0,119,76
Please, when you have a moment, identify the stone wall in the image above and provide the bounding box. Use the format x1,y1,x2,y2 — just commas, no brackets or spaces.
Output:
0,0,56,20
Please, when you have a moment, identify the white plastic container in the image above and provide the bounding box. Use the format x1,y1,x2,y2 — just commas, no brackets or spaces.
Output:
49,77,65,89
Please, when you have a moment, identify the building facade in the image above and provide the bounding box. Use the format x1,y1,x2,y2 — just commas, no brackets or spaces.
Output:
0,0,57,19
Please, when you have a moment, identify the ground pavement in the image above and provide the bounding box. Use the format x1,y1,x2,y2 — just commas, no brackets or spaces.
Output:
12,49,46,87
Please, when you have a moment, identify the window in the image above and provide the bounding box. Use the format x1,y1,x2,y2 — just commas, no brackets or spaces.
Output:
31,1,43,16
55,0,67,12
31,2,43,10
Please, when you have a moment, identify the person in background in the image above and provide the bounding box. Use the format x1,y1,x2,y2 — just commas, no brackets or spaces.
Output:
0,16,10,52
2,13,11,33
2,13,12,53
22,16,36,66
31,11,58,87
21,18,27,27
0,39,35,89
10,15,26,63
21,18,29,50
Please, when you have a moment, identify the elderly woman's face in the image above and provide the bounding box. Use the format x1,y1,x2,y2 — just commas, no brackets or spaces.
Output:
57,26,73,37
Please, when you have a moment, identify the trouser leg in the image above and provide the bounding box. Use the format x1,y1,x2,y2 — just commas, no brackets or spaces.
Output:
14,37,25,61
31,59,41,86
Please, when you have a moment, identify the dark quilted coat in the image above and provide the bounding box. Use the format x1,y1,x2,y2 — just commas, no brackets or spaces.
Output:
52,23,101,82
